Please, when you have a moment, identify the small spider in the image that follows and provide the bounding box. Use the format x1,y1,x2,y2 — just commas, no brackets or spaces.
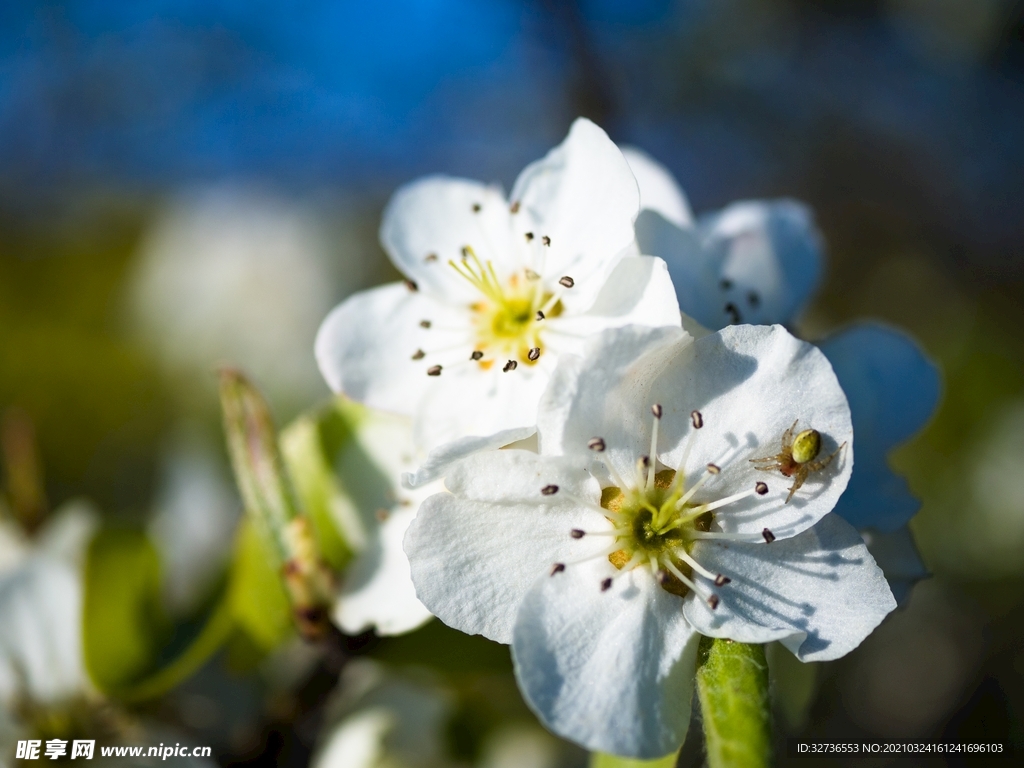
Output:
750,420,845,504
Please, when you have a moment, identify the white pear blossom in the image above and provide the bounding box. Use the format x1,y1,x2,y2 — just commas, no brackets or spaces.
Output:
0,501,97,724
324,405,442,636
316,119,681,454
312,660,452,768
621,147,823,330
405,324,895,757
148,435,239,616
128,188,356,408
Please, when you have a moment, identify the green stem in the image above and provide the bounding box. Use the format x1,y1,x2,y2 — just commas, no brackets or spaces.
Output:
118,598,235,704
695,637,772,768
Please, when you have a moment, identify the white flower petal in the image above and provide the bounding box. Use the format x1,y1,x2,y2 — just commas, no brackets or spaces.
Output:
860,526,929,607
404,451,602,643
0,557,85,706
315,281,467,416
621,146,694,228
380,177,515,302
544,255,681,352
402,425,537,489
512,559,699,758
412,364,551,453
510,119,640,311
647,325,853,539
820,322,940,531
537,325,691,475
34,501,99,568
695,199,823,328
683,513,895,662
334,506,434,637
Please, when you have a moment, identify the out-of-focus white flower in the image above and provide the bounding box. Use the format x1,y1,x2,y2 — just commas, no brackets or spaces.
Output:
312,660,452,768
147,431,239,616
316,119,681,456
322,406,439,637
407,324,895,757
622,147,823,330
128,189,361,407
0,501,98,712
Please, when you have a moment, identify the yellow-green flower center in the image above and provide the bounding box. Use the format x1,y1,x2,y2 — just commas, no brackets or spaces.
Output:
601,468,712,596
450,249,561,365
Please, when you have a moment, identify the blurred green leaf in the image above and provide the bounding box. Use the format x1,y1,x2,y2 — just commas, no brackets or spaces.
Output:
696,637,771,768
83,528,165,692
121,597,234,703
766,641,818,732
228,519,293,652
280,408,354,570
590,751,679,768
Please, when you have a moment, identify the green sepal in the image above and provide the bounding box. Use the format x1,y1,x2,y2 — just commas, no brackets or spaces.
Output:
279,403,355,571
695,637,772,768
227,518,293,652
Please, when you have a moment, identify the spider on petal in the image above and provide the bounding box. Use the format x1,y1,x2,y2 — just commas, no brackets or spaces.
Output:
750,419,845,503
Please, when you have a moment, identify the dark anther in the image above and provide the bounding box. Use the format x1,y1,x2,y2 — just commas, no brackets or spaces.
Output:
461,246,471,259
691,410,704,429
425,253,438,262
404,279,418,292
472,203,481,213
601,578,613,592
503,359,518,372
411,349,426,360
657,571,671,586
762,528,776,543
542,235,551,246
427,365,442,376
525,232,535,241
747,291,760,307
528,347,541,361
541,484,559,496
724,302,741,324
651,404,663,419
588,437,606,452
708,594,720,610
558,275,574,288
570,529,585,539
470,350,484,361
550,562,565,575
510,201,521,214
525,268,540,280
720,278,733,290
641,455,651,468
420,319,431,328
755,481,768,495
536,310,545,320
714,574,731,586
706,463,721,475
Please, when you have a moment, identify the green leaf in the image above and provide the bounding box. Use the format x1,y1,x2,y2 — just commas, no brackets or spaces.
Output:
279,408,354,570
120,598,234,703
82,528,165,692
695,637,772,768
589,750,679,768
766,641,818,731
228,518,293,652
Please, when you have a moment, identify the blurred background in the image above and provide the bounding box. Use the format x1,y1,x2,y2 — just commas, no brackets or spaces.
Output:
1,1,1023,766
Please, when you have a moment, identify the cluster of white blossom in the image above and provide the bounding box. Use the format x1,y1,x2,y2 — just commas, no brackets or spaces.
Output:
314,119,935,757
